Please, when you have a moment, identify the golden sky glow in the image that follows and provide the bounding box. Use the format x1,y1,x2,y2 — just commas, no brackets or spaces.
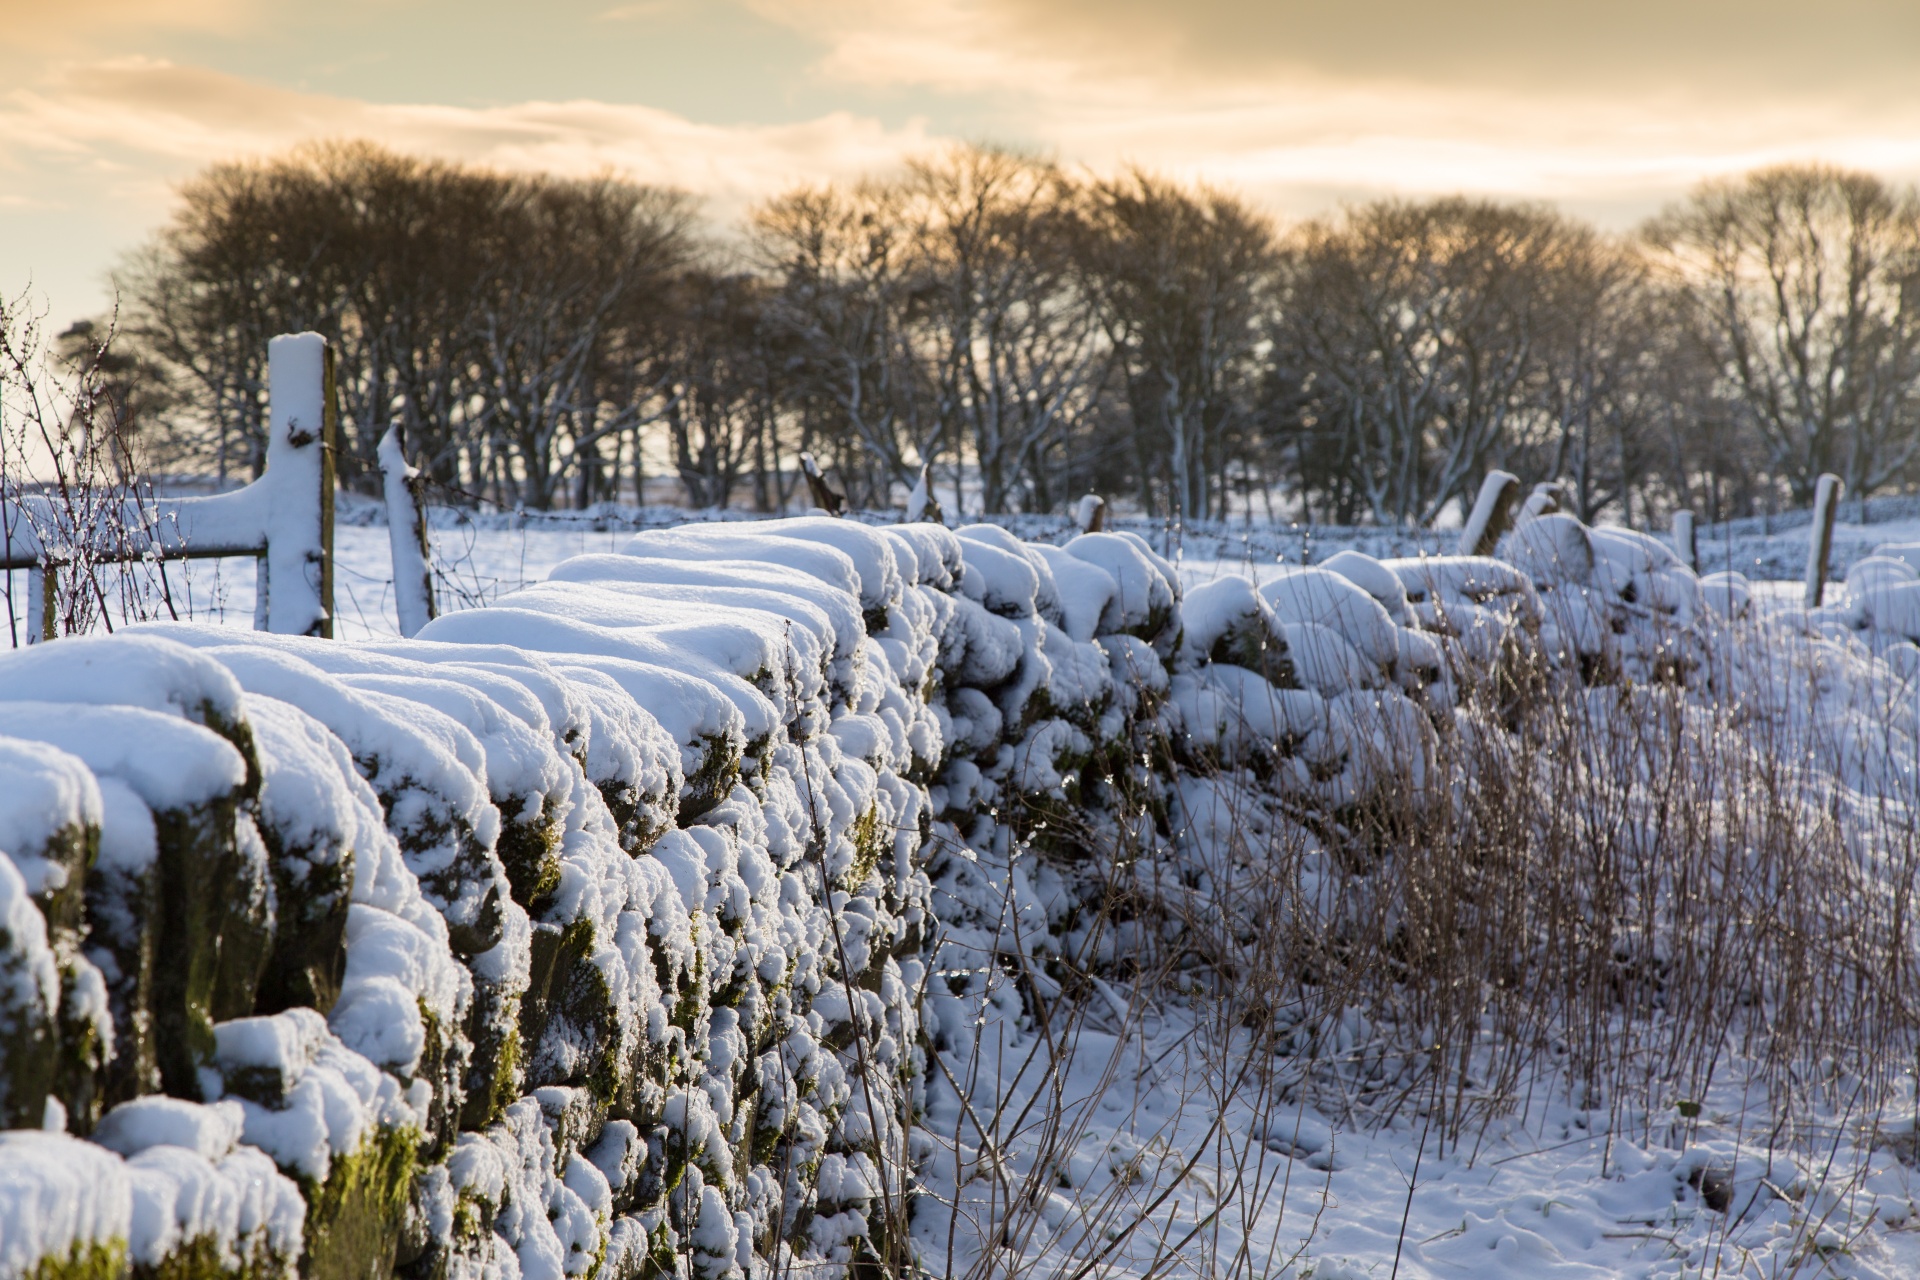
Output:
4,0,1918,326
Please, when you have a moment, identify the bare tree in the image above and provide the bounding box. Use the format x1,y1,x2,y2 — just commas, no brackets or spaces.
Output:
903,145,1107,514
753,182,928,509
1080,170,1279,521
659,270,781,509
1282,199,1578,525
1645,164,1920,504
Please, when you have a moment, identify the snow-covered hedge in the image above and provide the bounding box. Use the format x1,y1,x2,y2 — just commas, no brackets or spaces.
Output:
3,508,1916,1280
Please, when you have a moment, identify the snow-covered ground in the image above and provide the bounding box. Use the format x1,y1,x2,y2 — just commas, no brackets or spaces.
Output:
928,1010,1920,1279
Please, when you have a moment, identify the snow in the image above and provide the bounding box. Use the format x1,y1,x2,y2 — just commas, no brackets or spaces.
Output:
0,1132,132,1276
418,607,778,746
203,1007,416,1183
9,498,1920,1280
122,1143,305,1271
94,1096,245,1162
0,702,245,813
1061,532,1176,642
0,737,100,894
618,526,867,606
0,632,246,731
1318,547,1414,624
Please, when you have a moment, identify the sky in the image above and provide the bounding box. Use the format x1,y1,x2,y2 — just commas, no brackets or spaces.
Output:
4,0,1920,331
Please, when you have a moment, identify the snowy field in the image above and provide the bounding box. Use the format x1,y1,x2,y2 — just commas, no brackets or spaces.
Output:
1,503,1869,645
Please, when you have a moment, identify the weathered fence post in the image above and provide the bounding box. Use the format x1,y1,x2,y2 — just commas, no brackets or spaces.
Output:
1075,494,1107,534
27,564,54,643
1804,473,1843,608
905,463,944,524
1458,471,1521,556
799,452,844,516
259,334,335,637
379,425,436,638
1672,510,1697,571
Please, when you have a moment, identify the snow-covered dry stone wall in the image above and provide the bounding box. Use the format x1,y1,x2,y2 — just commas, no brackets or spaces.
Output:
2,510,1917,1280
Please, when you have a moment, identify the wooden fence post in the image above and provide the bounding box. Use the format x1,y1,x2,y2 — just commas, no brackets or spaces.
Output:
1804,474,1843,608
1672,510,1696,571
379,425,436,638
319,340,336,639
27,564,54,643
260,334,335,637
1458,471,1521,556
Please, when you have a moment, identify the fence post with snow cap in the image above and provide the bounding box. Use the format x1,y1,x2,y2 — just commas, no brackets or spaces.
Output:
379,424,437,638
1,331,336,642
1457,471,1521,556
1518,481,1563,524
1804,473,1844,608
1672,510,1697,571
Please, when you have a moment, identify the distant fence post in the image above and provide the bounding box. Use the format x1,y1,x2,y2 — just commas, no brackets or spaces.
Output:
1672,510,1696,571
26,565,53,644
380,425,436,638
1457,471,1521,556
1804,473,1843,608
1517,481,1563,524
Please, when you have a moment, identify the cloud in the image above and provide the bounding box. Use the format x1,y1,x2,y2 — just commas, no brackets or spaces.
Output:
0,54,937,323
0,57,937,217
757,0,1920,102
0,0,256,52
741,0,1920,221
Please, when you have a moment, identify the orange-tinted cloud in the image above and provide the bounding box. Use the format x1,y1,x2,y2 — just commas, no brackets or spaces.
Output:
0,58,935,213
742,0,1920,221
0,0,256,51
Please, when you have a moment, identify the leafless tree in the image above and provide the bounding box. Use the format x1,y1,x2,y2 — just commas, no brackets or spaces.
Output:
752,181,928,509
1080,170,1280,521
903,145,1108,515
1645,164,1920,504
1281,199,1580,525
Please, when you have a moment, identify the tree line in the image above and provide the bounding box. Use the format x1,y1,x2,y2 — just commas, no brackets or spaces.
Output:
94,140,1920,524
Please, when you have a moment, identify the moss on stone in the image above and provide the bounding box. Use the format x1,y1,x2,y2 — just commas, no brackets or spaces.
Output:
598,781,673,858
25,1238,126,1280
519,918,626,1107
84,855,159,1109
135,1232,290,1280
841,805,888,894
677,737,741,826
494,796,563,914
298,1125,420,1280
251,828,351,1020
459,977,521,1132
24,821,96,947
148,794,275,1099
54,958,111,1135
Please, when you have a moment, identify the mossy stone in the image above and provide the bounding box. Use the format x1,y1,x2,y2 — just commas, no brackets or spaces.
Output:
299,1126,420,1280
25,1239,127,1280
494,796,563,913
251,828,352,1019
135,1232,290,1280
147,795,276,1099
